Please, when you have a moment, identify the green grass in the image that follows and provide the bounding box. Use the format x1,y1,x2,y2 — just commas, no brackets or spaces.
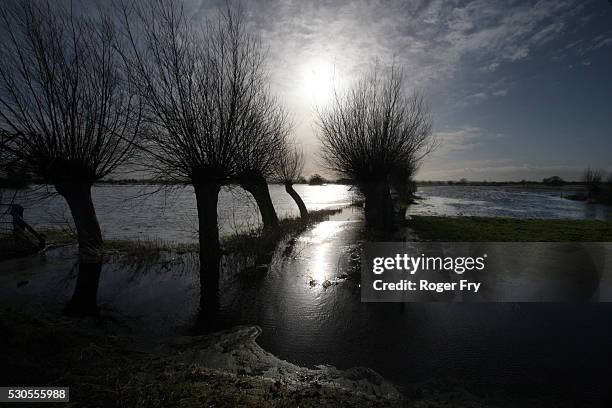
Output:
405,216,612,242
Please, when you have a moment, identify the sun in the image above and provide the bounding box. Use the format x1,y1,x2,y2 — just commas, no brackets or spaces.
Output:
300,59,336,105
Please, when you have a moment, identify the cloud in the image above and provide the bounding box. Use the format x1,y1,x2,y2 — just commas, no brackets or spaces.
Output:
591,37,612,50
505,46,530,61
461,87,507,106
433,126,504,153
532,21,565,45
418,162,610,182
236,0,585,96
465,92,488,102
483,62,500,72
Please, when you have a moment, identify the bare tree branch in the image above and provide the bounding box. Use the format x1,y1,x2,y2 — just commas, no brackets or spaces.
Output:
0,0,143,185
316,62,435,228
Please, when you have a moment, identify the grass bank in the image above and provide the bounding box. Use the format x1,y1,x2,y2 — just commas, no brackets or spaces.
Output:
405,216,612,242
221,208,340,255
32,208,342,259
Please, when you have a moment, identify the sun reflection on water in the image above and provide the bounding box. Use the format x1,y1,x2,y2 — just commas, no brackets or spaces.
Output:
302,220,346,283
311,244,329,282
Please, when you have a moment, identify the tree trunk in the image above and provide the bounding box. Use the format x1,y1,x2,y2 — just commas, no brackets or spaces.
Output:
194,182,222,330
240,172,279,229
55,181,103,316
285,182,308,219
362,180,396,231
392,182,409,221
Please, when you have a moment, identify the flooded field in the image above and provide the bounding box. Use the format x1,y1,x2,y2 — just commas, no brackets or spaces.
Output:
3,184,610,244
2,205,612,406
409,185,612,220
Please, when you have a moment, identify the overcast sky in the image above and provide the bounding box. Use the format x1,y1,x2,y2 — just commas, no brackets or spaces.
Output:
186,0,611,181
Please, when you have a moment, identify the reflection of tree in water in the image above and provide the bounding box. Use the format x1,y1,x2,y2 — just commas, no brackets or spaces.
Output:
64,262,102,316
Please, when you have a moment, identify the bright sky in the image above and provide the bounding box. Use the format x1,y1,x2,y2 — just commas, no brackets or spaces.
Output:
68,0,612,181
195,0,612,182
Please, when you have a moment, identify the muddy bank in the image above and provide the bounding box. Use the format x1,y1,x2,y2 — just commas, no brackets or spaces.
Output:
0,206,409,407
1,307,500,408
1,309,405,407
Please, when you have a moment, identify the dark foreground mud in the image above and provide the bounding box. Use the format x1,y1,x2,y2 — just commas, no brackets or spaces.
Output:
1,309,408,407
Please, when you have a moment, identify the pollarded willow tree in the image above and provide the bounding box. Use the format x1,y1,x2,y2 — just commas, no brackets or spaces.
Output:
317,64,435,230
234,84,291,230
583,167,604,198
389,160,419,220
118,0,288,323
0,0,143,314
272,142,308,219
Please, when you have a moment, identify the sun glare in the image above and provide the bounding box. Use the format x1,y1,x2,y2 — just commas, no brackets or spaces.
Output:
300,59,336,105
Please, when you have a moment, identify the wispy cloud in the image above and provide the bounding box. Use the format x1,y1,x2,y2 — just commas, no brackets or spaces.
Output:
419,162,611,182
434,126,504,153
232,0,587,94
591,36,612,49
492,89,508,97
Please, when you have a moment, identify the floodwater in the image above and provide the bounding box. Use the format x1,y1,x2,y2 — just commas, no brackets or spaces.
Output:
2,185,612,406
2,184,610,243
2,184,357,242
409,185,612,220
2,206,612,406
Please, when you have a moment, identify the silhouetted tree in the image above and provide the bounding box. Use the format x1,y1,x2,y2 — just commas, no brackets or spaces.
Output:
234,96,291,230
0,1,142,315
389,160,418,220
543,176,565,186
119,0,282,326
273,142,308,219
583,167,604,199
317,63,434,229
308,174,326,185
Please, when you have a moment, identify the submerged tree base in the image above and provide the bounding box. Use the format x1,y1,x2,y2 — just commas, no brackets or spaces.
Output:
63,261,102,317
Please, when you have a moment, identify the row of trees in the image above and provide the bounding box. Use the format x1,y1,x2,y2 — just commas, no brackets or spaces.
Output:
0,0,308,323
0,1,434,326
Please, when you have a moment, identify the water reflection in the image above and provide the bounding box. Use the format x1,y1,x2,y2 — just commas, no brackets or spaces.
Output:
2,205,612,405
410,186,612,220
301,220,349,283
64,261,102,316
5,184,358,244
311,245,329,283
